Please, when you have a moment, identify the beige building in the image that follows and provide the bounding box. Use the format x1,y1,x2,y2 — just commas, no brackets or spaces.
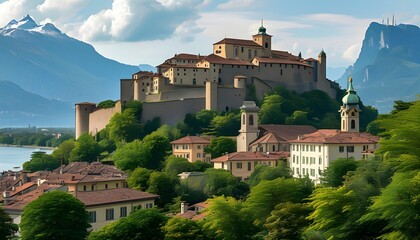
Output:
170,136,211,163
288,78,379,183
75,23,339,139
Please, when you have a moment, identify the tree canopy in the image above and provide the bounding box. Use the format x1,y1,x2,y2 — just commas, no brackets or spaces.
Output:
204,137,236,158
0,207,18,240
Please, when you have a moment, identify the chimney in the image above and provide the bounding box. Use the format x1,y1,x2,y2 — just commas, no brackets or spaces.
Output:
180,201,188,214
3,191,10,205
59,166,64,174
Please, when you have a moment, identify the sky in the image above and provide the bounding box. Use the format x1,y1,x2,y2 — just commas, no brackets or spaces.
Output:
1,0,420,70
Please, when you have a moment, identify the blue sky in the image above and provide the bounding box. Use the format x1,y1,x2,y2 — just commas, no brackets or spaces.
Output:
1,0,420,71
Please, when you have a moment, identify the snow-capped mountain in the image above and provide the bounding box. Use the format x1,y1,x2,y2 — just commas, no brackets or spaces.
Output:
338,22,420,113
0,15,139,103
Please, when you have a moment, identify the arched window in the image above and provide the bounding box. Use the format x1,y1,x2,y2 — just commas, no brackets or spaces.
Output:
342,120,345,128
249,114,254,126
242,114,246,125
351,111,355,116
351,120,356,129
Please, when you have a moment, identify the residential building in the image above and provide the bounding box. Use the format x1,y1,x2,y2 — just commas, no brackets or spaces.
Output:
288,78,379,183
170,136,211,162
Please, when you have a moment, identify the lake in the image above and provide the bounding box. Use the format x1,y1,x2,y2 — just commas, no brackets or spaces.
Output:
0,146,53,172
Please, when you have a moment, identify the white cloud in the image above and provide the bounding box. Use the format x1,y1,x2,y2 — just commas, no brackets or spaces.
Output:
0,0,41,26
37,0,84,14
218,0,255,10
342,43,361,62
75,0,204,42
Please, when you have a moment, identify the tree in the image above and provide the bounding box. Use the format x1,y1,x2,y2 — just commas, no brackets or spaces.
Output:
247,163,291,187
23,151,61,172
208,112,241,136
202,196,257,240
0,207,18,240
264,202,312,240
164,156,194,177
20,191,89,240
321,158,358,187
142,133,171,170
144,117,161,135
127,167,153,191
285,110,310,125
112,140,152,171
148,172,179,208
204,137,236,158
162,217,204,240
108,111,144,143
123,100,143,121
204,168,249,199
259,94,287,124
51,139,75,164
195,109,218,132
154,124,182,141
244,177,313,227
69,133,99,162
97,99,116,108
97,139,116,155
88,208,167,240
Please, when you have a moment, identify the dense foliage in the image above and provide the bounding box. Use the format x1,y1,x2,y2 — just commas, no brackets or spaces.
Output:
20,191,89,240
0,207,18,240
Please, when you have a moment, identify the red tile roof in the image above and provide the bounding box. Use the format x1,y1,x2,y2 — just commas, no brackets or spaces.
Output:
171,136,210,144
214,38,261,47
288,129,379,144
202,54,255,66
211,151,289,163
250,132,283,146
259,125,318,141
75,188,157,207
170,53,206,60
3,184,63,211
9,182,36,197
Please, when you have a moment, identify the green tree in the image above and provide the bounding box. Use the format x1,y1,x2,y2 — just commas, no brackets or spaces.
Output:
154,124,182,141
52,139,75,164
259,94,287,124
321,158,358,187
148,172,179,208
142,133,171,170
202,196,257,240
0,207,18,240
144,117,161,135
123,100,143,121
204,137,236,158
204,168,249,199
97,139,116,155
127,167,153,191
97,99,116,108
162,217,204,240
20,191,89,240
164,156,194,177
285,110,310,125
247,163,291,187
69,133,99,162
244,177,313,227
112,140,152,171
208,112,240,136
23,151,61,172
195,109,218,132
88,208,167,240
264,202,312,240
108,111,144,143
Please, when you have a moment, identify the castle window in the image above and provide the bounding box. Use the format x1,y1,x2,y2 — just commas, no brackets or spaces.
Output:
248,49,252,59
351,120,356,129
265,42,268,48
270,64,272,67
193,78,196,85
237,65,240,68
272,145,275,152
241,46,244,52
219,69,221,73
351,112,355,116
254,50,257,56
249,114,254,126
219,46,221,49
242,114,246,125
234,47,238,57
281,69,283,75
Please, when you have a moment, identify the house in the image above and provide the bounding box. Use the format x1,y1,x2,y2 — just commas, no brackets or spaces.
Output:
177,201,209,221
170,136,211,162
288,78,379,183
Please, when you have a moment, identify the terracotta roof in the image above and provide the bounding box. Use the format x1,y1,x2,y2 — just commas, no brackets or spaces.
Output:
177,210,197,219
211,151,289,163
202,54,255,66
214,38,261,47
9,182,36,197
75,188,158,207
191,201,209,209
259,125,318,141
171,136,210,144
288,129,380,144
78,174,126,183
170,53,206,60
3,184,63,211
254,57,312,67
44,173,85,185
250,132,283,147
52,162,125,176
271,50,300,60
305,58,318,62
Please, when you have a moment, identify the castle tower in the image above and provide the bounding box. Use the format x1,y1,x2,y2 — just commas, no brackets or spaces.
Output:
236,101,259,152
206,80,218,110
317,50,326,81
340,78,361,132
252,21,272,57
75,102,96,139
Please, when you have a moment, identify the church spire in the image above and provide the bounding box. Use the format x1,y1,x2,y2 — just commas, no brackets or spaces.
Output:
340,77,361,132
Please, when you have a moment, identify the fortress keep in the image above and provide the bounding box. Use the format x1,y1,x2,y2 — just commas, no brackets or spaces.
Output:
76,24,339,138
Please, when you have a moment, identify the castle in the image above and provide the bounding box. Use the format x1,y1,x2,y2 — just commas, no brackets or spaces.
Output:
76,24,339,138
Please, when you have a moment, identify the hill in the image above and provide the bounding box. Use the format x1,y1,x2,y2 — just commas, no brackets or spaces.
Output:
338,22,420,113
0,81,73,127
0,15,139,103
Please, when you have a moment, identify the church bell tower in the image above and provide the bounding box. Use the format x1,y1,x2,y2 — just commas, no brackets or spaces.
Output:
340,77,361,132
236,101,259,152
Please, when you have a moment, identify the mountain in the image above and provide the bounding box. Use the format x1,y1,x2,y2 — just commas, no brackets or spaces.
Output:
138,64,157,72
338,22,420,113
0,81,73,127
0,15,139,103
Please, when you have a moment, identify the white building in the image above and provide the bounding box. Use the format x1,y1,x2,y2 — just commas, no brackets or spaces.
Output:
288,78,379,183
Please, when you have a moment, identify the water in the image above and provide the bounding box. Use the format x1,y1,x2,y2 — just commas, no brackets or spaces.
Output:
0,146,53,172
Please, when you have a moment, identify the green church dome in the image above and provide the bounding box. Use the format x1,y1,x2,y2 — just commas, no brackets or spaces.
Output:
258,26,266,35
342,77,360,105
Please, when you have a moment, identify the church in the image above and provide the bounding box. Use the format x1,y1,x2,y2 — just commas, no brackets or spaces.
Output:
212,78,379,182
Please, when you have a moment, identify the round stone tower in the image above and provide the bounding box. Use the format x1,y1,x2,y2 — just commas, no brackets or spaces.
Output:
75,102,96,139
